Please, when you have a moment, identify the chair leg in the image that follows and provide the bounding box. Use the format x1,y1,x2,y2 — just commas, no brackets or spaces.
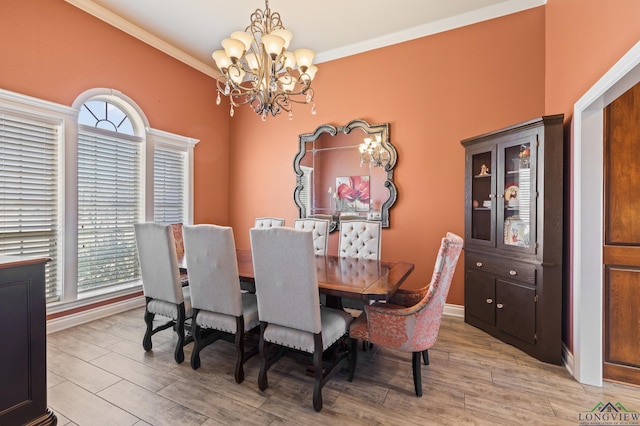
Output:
234,317,245,384
174,303,186,364
348,337,358,382
258,322,269,391
422,349,429,365
142,299,154,351
312,333,324,412
190,311,201,370
412,352,422,397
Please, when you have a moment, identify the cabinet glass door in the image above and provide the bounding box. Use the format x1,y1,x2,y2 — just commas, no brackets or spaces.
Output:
469,148,495,246
498,137,536,252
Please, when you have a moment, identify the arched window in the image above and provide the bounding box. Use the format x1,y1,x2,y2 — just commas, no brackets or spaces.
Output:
76,98,144,293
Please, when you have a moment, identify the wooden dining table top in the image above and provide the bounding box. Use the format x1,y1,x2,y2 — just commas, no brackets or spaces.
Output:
234,248,415,302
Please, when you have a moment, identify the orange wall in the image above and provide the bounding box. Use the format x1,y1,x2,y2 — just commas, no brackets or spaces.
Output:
0,0,230,227
544,0,640,350
228,8,547,305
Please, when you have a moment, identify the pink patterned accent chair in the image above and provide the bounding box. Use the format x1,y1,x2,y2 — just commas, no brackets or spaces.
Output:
348,232,463,397
170,223,189,287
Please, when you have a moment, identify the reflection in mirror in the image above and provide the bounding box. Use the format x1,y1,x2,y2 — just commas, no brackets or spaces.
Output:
294,119,398,232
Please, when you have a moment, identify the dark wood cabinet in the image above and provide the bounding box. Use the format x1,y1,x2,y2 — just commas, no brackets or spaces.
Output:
0,256,57,425
461,115,564,364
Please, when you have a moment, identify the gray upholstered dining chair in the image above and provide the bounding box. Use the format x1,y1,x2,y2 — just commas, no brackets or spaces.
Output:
349,232,464,397
182,224,259,383
134,223,193,363
254,217,285,228
293,218,330,255
250,227,355,412
338,220,382,260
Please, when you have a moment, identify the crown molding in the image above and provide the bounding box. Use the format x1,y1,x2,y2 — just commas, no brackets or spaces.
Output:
65,0,220,78
316,0,546,63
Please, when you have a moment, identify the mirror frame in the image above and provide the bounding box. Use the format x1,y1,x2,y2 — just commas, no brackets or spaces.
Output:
293,119,398,232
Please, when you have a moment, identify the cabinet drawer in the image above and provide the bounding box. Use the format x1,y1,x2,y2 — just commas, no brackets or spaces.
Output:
466,253,536,283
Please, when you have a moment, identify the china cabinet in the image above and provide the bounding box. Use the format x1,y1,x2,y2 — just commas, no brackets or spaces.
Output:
461,115,564,364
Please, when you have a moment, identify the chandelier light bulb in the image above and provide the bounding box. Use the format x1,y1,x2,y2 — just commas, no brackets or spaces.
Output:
230,31,253,51
221,38,246,61
261,34,285,58
212,50,232,72
271,29,293,50
294,48,315,71
245,53,259,71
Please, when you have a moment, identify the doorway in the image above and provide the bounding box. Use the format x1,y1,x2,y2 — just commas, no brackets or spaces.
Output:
573,41,640,387
602,82,640,385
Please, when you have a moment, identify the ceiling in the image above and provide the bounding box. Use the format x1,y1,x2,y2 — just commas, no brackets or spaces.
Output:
66,0,545,77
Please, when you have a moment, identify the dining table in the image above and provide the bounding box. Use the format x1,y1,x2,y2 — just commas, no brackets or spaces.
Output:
182,248,415,310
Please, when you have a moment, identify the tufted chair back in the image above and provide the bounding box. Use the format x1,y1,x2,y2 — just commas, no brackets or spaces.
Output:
294,218,330,255
254,217,285,228
338,220,382,260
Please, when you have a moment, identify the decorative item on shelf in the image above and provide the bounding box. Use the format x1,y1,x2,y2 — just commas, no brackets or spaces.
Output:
504,215,529,247
211,0,318,121
482,200,492,208
359,134,389,168
518,145,531,168
505,182,519,201
479,164,490,175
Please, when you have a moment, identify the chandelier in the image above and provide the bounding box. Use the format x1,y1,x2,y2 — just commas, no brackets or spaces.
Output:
212,0,318,121
359,134,390,168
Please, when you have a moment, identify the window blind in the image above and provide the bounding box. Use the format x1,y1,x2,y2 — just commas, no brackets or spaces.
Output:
154,147,185,224
77,126,142,293
0,113,60,301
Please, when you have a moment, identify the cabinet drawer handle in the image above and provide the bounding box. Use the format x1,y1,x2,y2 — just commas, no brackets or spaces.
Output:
476,262,483,267
509,270,517,276
496,303,504,309
486,298,493,304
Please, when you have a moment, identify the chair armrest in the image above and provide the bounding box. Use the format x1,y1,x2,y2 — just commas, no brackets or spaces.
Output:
363,302,424,351
387,285,429,307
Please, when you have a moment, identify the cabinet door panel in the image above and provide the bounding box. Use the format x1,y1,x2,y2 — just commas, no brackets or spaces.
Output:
497,135,538,255
466,147,496,247
465,270,495,326
496,280,536,344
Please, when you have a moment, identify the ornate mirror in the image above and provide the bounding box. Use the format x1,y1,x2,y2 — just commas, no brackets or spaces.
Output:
293,119,398,232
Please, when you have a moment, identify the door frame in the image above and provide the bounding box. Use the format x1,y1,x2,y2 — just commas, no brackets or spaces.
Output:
573,41,640,387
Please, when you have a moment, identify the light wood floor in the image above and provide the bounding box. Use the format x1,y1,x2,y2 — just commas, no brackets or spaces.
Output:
47,308,640,425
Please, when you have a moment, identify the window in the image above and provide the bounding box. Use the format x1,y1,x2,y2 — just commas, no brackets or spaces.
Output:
76,124,143,293
0,112,61,301
0,88,198,309
154,147,186,223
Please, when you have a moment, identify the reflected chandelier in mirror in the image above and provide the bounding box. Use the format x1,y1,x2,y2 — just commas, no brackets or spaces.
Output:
293,119,398,232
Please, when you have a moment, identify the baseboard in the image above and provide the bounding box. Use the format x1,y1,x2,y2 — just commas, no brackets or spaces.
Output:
562,342,574,377
46,295,145,334
443,303,464,318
